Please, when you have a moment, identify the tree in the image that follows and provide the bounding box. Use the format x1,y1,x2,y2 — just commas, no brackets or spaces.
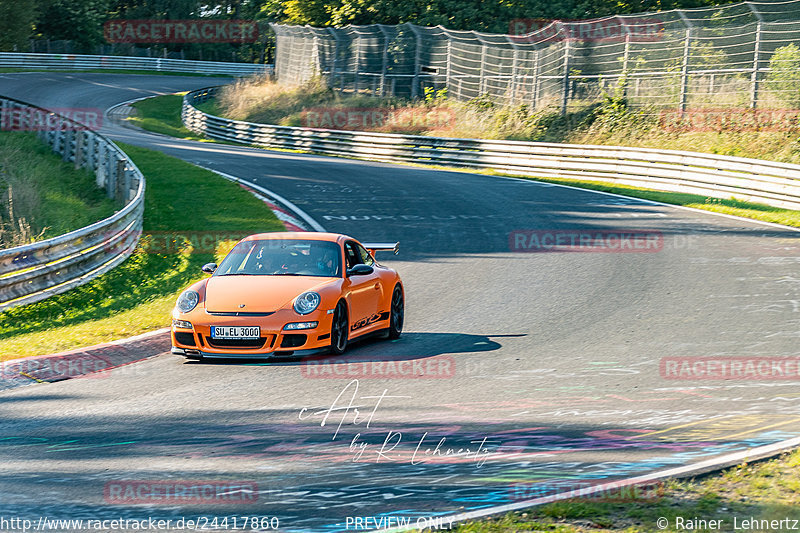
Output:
0,0,37,51
36,0,110,51
766,44,800,108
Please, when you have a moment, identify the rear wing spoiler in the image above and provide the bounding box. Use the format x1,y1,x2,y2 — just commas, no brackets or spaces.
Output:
364,242,399,255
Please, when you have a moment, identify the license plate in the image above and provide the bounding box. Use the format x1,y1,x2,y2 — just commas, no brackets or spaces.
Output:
210,326,260,339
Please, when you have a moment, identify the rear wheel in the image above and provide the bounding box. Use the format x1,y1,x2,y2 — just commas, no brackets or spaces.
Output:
329,300,349,355
387,285,404,339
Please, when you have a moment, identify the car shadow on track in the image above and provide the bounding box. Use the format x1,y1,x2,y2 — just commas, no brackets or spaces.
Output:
183,332,522,367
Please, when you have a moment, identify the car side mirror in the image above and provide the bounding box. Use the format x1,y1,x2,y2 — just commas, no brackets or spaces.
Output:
346,264,374,276
202,262,217,274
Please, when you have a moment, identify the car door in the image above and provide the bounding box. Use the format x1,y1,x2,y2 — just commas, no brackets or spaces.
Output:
343,241,381,335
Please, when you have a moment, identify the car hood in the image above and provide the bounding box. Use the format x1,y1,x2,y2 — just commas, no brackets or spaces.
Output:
204,275,336,313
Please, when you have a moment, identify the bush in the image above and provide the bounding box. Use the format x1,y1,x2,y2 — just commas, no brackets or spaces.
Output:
766,44,800,108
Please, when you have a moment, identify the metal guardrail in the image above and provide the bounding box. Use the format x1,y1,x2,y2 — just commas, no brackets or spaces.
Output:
0,96,145,312
0,53,272,77
183,87,800,211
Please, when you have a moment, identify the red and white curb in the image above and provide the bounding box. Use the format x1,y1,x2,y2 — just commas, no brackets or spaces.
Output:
198,167,326,233
1,328,170,388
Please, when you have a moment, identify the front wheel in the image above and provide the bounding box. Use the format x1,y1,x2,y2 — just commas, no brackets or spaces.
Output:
329,300,349,355
387,285,404,339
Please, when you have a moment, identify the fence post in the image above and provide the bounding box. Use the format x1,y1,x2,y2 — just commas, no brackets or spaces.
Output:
409,24,423,99
327,27,342,92
378,25,390,96
532,48,541,109
507,37,520,106
621,22,631,98
478,41,488,95
679,27,692,114
353,32,362,94
561,30,571,115
750,21,763,109
445,36,452,97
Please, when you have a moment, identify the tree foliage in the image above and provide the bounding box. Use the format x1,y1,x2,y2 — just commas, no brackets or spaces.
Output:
5,0,727,53
282,0,724,32
0,0,38,51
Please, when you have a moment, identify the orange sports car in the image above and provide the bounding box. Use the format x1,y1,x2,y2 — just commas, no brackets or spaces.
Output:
170,232,403,360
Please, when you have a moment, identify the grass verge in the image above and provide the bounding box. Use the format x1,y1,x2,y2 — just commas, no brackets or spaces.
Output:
127,93,205,140
0,143,283,359
500,175,800,228
0,131,116,247
455,449,800,532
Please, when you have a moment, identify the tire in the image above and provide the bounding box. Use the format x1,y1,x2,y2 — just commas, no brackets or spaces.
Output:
387,285,404,339
329,300,349,355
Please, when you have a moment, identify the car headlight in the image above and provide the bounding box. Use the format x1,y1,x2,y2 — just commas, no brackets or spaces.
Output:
284,321,319,330
176,290,199,313
294,291,321,315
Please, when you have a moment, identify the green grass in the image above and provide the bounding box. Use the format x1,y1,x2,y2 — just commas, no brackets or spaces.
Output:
127,94,206,140
0,131,116,245
503,175,800,228
0,143,283,359
453,450,800,532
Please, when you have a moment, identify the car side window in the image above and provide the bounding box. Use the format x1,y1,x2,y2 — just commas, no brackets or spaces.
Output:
344,242,362,269
357,244,375,266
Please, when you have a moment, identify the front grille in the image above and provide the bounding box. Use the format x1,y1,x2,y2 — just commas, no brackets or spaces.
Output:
174,332,196,347
280,334,307,348
206,337,268,349
206,311,275,317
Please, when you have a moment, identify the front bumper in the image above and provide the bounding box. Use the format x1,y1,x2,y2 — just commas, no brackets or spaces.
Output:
171,307,333,357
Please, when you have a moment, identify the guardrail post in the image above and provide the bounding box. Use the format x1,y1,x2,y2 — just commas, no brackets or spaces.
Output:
86,132,95,169
106,150,117,199
95,142,107,189
0,98,9,130
74,130,84,169
55,129,65,159
116,159,127,203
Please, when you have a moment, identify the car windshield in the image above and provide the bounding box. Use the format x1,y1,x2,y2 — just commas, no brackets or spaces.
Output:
215,239,342,277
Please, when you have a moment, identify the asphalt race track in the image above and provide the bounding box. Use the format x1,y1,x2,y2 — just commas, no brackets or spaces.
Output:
1,73,800,531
